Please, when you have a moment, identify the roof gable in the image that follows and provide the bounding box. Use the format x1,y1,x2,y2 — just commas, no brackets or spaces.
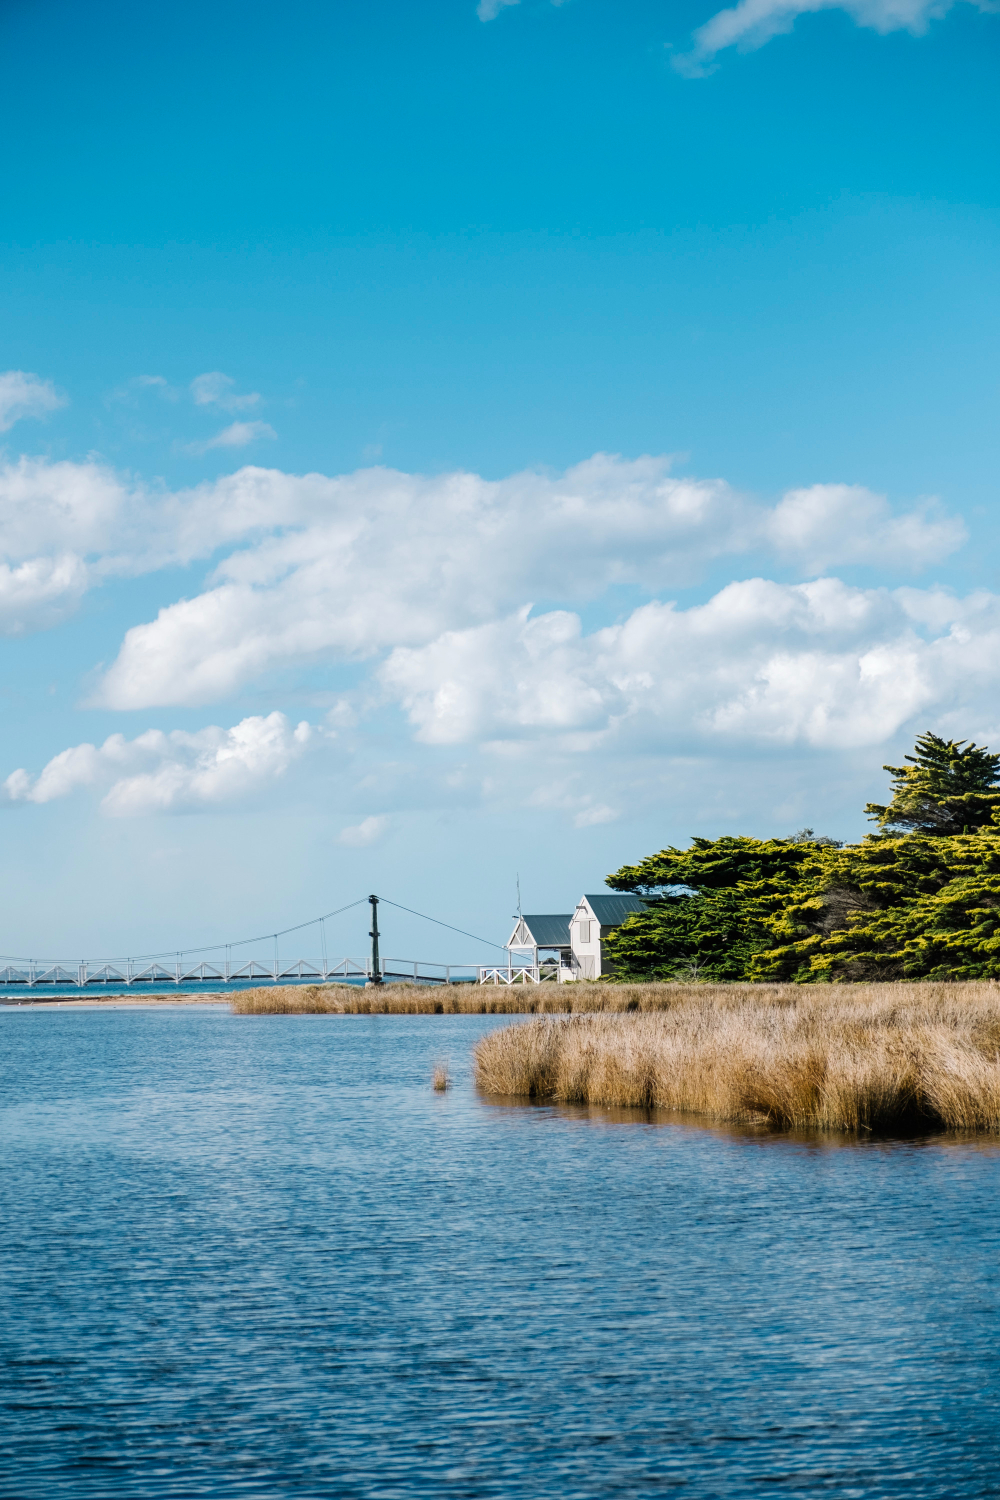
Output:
507,913,572,948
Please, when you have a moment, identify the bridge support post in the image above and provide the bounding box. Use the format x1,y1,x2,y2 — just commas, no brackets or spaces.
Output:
365,894,383,987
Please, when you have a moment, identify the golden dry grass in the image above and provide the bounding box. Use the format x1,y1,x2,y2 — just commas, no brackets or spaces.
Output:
229,981,592,1015
432,1062,450,1092
230,979,810,1016
472,982,1000,1133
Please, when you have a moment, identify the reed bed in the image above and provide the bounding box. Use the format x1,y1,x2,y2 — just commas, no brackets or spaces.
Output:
230,982,592,1015
230,980,809,1016
473,982,1000,1134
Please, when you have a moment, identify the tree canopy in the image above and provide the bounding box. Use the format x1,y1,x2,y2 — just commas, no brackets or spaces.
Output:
603,731,1000,983
864,731,1000,836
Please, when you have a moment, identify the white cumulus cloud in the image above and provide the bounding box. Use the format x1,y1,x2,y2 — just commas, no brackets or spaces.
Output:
0,555,91,635
379,578,1000,754
0,453,314,632
765,483,962,573
674,0,998,74
338,815,388,847
2,712,311,816
86,456,960,709
0,371,66,432
0,452,961,655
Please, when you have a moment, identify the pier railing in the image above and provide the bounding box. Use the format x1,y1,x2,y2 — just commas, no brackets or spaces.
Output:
0,957,488,988
0,957,581,989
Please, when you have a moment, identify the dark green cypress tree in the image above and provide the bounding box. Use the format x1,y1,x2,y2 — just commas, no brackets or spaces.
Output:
865,731,1000,836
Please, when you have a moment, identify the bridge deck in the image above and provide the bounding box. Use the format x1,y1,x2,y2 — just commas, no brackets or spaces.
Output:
0,958,500,988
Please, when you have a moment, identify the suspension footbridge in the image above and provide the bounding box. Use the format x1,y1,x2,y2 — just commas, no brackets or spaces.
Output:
0,895,559,994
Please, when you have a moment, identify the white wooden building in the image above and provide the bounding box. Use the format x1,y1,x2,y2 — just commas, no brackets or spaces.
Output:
568,893,647,978
505,893,646,980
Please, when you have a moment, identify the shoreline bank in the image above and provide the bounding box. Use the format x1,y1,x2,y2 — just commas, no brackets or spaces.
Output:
10,977,1000,1019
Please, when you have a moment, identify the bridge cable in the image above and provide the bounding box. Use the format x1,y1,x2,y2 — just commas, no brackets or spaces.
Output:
0,897,369,967
378,898,508,952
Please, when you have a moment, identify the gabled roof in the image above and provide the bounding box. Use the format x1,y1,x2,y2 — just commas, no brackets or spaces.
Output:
578,893,647,927
507,914,572,949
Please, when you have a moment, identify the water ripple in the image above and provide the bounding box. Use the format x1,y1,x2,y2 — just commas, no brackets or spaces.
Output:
1,1008,998,1497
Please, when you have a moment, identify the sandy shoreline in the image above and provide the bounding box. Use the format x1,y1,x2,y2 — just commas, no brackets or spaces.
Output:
0,993,230,1008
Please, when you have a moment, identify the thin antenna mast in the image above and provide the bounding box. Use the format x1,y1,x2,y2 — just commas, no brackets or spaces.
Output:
511,874,524,942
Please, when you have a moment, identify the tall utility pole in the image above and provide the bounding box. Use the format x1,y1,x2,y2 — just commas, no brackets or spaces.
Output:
367,894,383,986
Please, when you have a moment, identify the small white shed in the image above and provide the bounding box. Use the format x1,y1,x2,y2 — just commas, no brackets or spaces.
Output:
506,914,573,969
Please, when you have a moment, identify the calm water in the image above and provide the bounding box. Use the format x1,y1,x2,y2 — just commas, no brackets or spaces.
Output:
1,1008,999,1499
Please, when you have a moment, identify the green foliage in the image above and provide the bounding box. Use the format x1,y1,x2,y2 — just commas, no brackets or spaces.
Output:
604,731,1000,984
758,824,1000,981
605,834,829,897
604,835,833,982
604,890,760,981
865,731,1000,836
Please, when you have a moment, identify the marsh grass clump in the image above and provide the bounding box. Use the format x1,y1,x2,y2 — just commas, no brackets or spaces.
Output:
432,1062,450,1092
473,982,1000,1134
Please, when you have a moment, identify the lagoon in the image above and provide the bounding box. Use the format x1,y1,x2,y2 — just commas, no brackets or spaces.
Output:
2,1007,999,1497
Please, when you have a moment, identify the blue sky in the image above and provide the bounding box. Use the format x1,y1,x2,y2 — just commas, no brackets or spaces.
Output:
0,0,998,963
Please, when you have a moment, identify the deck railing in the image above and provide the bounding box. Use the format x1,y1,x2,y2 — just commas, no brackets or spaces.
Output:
476,963,575,985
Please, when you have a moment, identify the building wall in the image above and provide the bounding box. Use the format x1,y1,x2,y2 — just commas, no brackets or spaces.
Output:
570,900,604,978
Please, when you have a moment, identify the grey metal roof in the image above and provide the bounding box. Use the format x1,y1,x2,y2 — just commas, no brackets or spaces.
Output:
518,914,572,948
582,893,647,927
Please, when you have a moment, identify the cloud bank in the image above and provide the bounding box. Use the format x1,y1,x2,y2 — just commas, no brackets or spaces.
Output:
0,433,988,823
77,459,959,709
381,579,1000,754
3,713,311,816
0,448,962,646
13,573,1000,818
